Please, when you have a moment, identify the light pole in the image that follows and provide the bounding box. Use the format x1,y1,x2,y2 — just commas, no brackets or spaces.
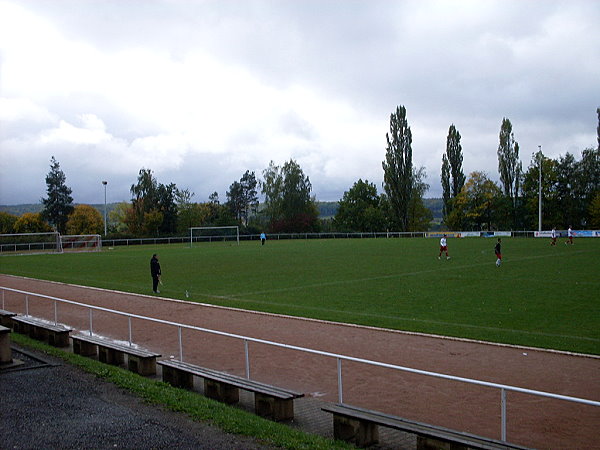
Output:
538,146,542,232
102,181,108,236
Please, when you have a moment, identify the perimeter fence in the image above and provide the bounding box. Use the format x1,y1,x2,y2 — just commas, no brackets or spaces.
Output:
100,230,536,248
2,285,598,445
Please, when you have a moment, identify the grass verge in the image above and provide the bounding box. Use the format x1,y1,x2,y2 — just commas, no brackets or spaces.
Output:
10,333,350,450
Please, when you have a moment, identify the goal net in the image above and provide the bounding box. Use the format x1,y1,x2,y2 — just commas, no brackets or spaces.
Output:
0,232,62,255
190,226,240,247
60,234,102,252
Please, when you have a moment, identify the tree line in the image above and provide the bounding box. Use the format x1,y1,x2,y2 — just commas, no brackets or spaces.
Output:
1,107,599,236
441,114,600,231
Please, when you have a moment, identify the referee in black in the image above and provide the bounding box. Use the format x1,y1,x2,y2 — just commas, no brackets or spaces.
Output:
150,254,161,293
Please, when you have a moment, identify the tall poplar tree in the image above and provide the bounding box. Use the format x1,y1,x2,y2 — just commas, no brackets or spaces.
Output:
41,156,74,233
382,105,413,231
441,155,451,219
497,118,522,228
448,125,466,197
441,124,465,223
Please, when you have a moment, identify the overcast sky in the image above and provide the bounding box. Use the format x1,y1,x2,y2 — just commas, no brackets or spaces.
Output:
1,0,598,206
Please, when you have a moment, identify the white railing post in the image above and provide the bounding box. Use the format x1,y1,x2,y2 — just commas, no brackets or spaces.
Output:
244,339,250,379
54,300,58,325
89,308,93,336
25,294,29,316
128,317,132,346
1,289,4,309
337,357,343,404
501,388,507,441
178,326,183,361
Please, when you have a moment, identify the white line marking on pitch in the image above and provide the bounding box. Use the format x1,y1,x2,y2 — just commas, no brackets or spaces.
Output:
228,248,598,298
186,248,599,343
190,292,599,343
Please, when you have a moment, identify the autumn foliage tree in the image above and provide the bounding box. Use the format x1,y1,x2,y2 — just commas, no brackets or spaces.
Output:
448,172,502,231
0,212,18,234
109,202,133,234
14,213,52,233
589,192,600,228
129,168,179,236
66,204,103,235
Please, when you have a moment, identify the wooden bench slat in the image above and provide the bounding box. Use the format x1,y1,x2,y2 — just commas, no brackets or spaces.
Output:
322,403,530,450
71,334,160,358
157,359,304,421
11,315,71,347
158,359,302,399
12,315,71,333
71,334,161,376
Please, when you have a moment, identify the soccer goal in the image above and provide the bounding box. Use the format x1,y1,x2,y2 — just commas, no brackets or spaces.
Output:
0,232,62,255
190,226,240,247
60,234,102,252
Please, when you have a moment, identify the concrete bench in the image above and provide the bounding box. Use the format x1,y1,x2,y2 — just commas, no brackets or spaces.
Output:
0,325,12,364
11,315,71,347
322,403,530,449
71,334,161,376
158,359,304,421
0,309,17,327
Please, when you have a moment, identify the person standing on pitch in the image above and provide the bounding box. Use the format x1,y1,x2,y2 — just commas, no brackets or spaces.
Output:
551,227,557,246
260,232,266,246
494,238,502,267
565,226,574,245
438,234,450,260
150,253,161,293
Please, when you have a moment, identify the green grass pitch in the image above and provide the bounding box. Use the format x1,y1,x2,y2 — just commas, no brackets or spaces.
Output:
1,237,598,355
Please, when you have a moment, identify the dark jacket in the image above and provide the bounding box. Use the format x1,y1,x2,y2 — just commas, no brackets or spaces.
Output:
150,256,161,277
494,242,501,255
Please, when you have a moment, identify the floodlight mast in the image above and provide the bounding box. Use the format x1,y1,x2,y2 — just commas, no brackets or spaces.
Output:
538,146,542,232
102,181,108,236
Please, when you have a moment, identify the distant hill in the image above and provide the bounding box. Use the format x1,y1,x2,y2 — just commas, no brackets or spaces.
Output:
2,199,443,223
316,201,339,218
423,198,443,221
0,204,44,215
0,203,116,216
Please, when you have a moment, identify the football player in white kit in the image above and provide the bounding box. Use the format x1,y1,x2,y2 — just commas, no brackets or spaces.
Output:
438,234,450,260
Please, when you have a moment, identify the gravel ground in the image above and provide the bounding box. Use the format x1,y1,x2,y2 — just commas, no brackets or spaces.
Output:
0,345,274,450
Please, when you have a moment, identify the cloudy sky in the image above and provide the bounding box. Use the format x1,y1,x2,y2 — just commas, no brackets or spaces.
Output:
1,0,598,206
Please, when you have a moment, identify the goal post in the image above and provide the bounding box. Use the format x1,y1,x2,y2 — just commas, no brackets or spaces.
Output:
189,226,240,247
60,234,102,252
0,232,62,255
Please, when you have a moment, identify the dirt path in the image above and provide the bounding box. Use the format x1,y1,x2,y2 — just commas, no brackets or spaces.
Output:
1,274,598,449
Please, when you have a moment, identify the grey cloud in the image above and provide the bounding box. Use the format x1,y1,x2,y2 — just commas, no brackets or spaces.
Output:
2,0,599,205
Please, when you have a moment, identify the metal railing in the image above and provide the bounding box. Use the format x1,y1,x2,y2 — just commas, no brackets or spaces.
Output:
0,230,556,252
2,286,598,443
100,231,429,247
98,230,547,247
